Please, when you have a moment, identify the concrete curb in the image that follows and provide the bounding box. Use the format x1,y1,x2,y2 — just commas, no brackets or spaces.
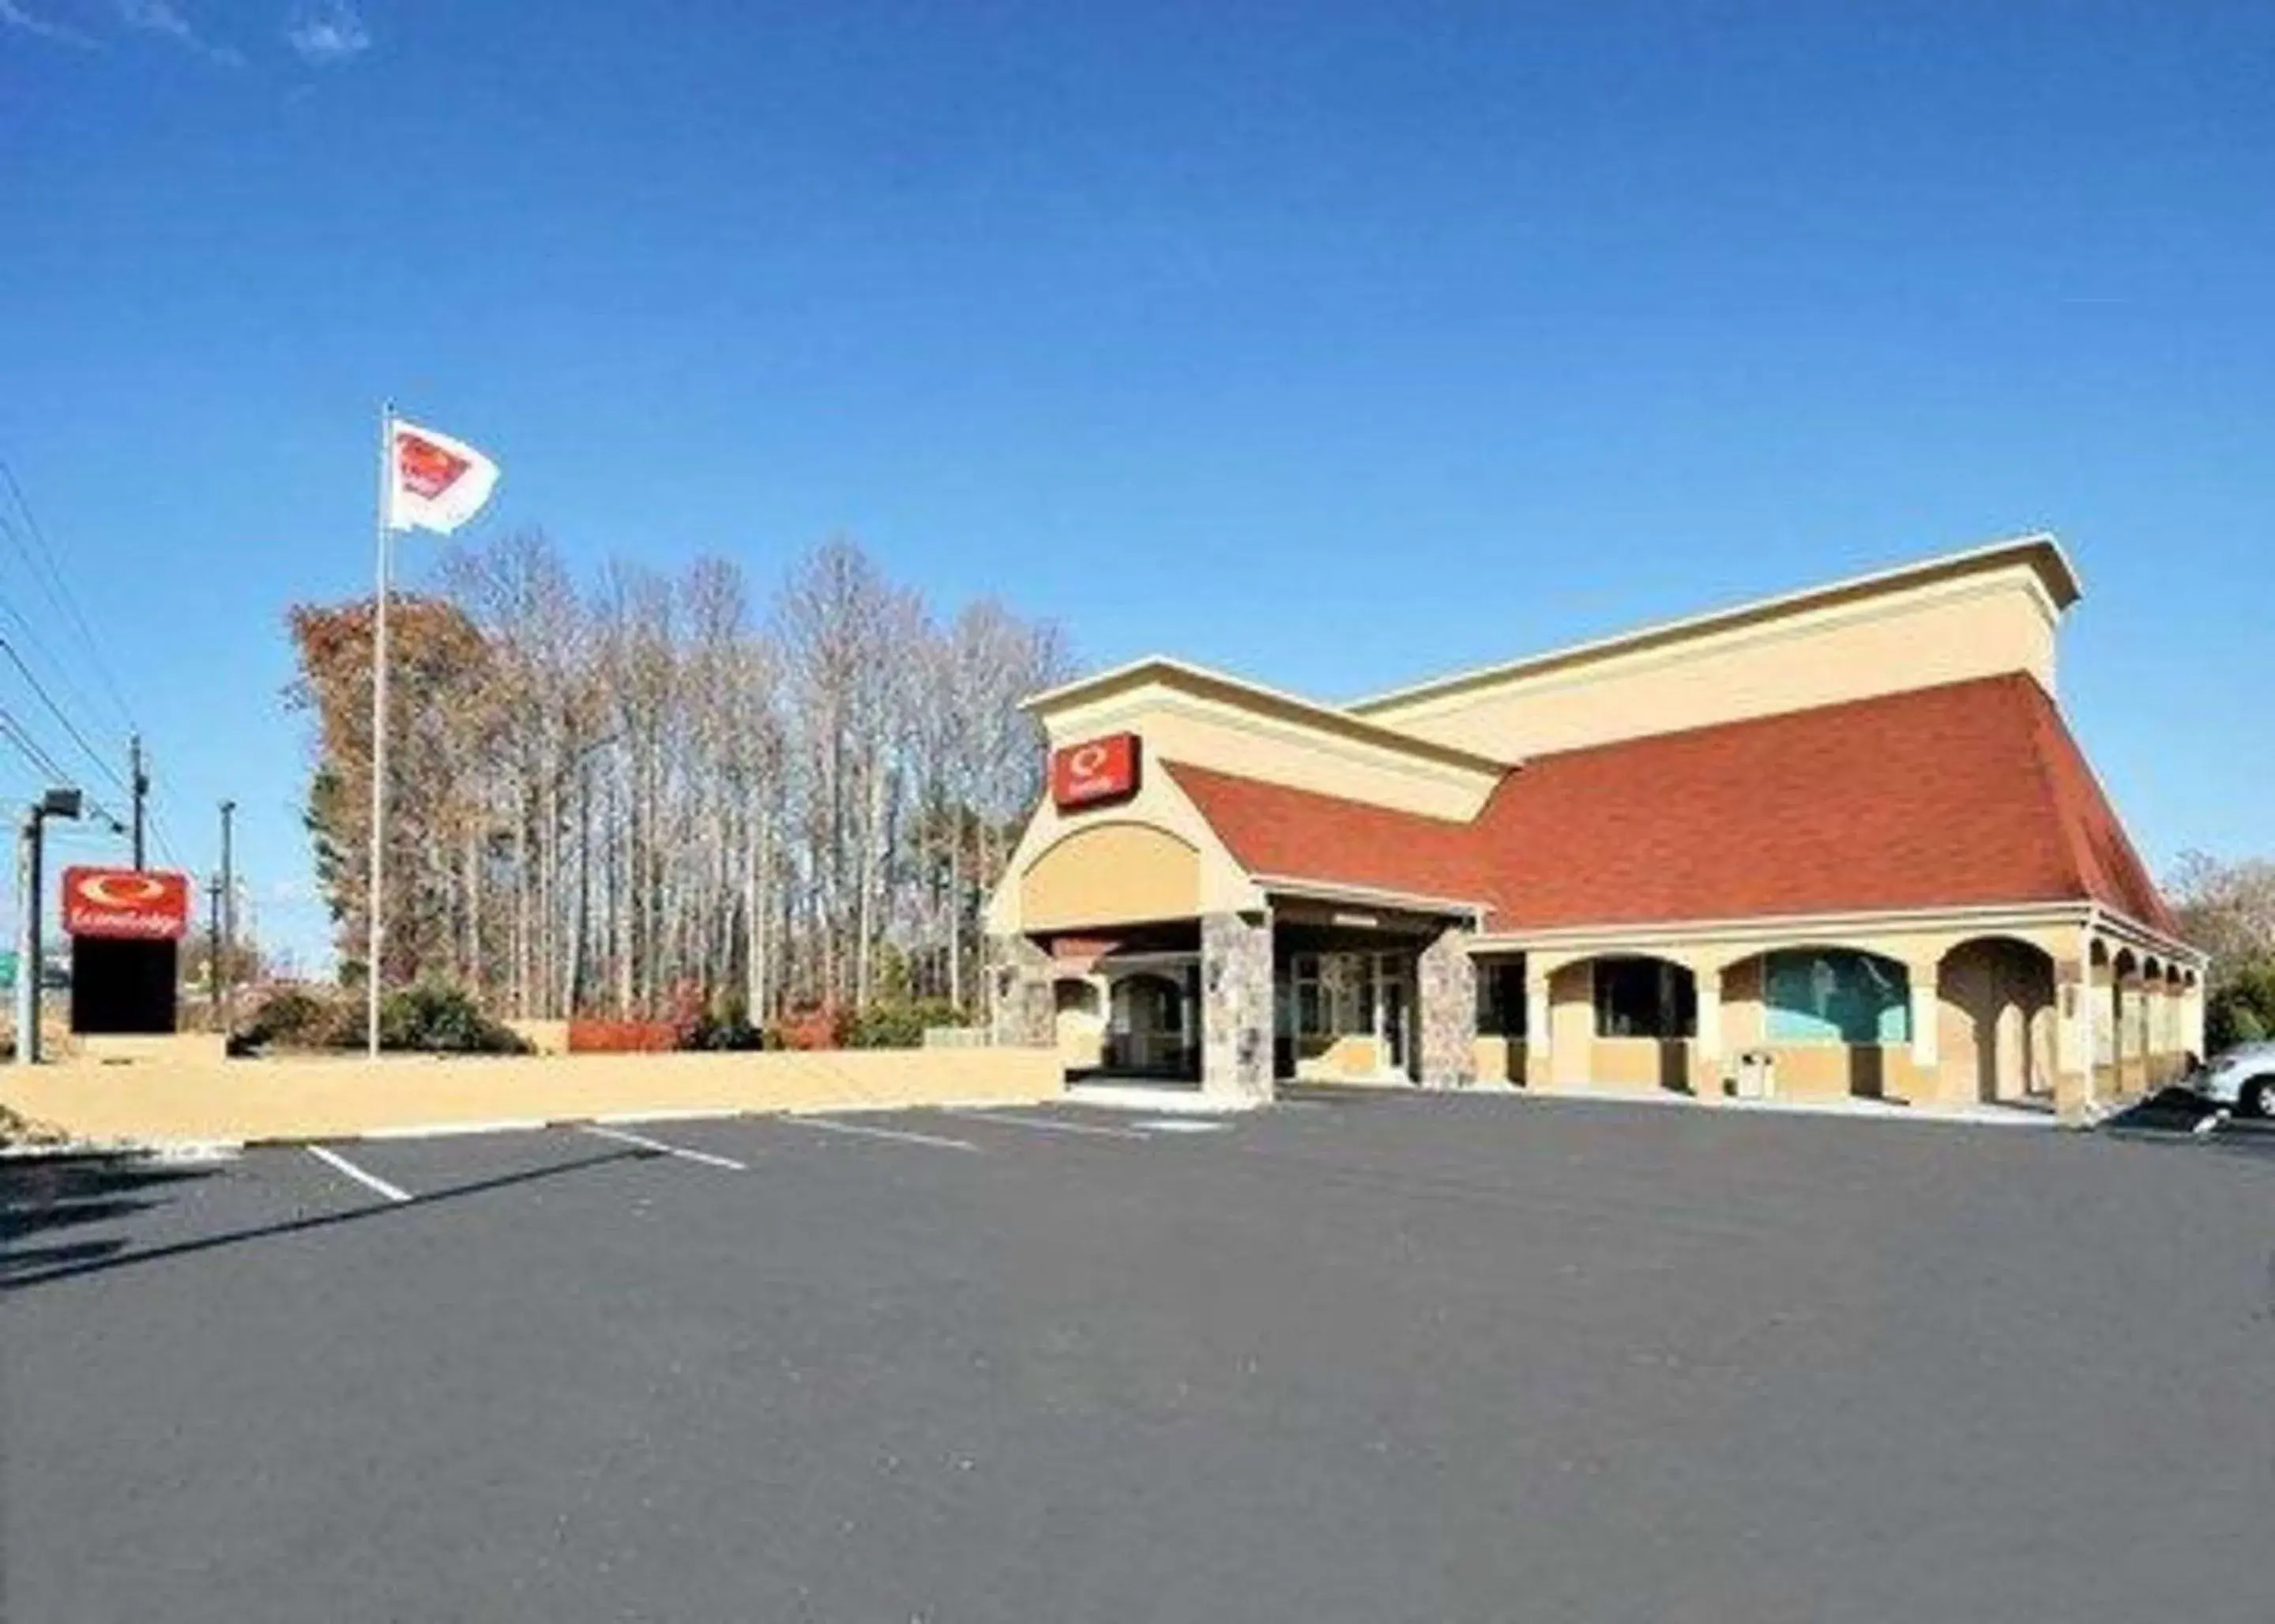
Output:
1510,1085,2063,1130
43,1095,1079,1153
0,1139,243,1163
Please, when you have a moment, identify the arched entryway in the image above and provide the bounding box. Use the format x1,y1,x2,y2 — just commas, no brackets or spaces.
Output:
1107,972,1194,1079
1937,937,2057,1106
1722,945,1912,1102
2112,946,2145,1097
1555,954,1696,1092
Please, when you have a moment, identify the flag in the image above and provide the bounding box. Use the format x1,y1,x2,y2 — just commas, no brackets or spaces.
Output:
385,418,500,535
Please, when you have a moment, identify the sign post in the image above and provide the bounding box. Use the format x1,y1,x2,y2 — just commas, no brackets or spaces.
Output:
13,790,82,1063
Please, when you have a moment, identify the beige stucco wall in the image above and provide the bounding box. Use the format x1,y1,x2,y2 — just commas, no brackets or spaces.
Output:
1051,980,1106,1069
71,1033,231,1067
1292,1033,1385,1081
1020,821,1204,932
1589,1037,1692,1091
986,753,1260,937
1510,912,2169,1118
506,1019,570,1056
1936,938,2058,1106
1039,679,1500,821
1,1047,1065,1145
1472,1036,1517,1086
1359,568,2059,761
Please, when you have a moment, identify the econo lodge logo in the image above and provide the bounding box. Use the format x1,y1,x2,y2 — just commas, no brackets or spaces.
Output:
62,867,193,941
1051,733,1141,810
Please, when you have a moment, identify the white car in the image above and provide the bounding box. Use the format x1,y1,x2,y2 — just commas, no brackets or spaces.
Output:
2183,1042,2275,1118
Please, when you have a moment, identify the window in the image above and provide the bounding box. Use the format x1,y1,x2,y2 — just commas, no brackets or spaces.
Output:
1476,959,1526,1037
1286,950,1397,1038
1765,950,1909,1044
1593,957,1694,1039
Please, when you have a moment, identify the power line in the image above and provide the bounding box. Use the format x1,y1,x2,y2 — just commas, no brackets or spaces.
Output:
0,574,115,742
0,634,131,799
0,457,139,733
0,712,75,786
140,780,183,870
0,451,184,869
0,711,127,832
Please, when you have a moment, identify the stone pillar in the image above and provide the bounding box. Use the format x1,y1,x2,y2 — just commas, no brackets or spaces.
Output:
987,934,1054,1050
1201,911,1273,1102
1417,925,1478,1089
1525,967,1554,1088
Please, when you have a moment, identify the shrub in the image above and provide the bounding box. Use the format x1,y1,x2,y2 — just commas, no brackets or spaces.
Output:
235,985,349,1053
566,1018,678,1054
767,1006,844,1051
842,998,962,1051
2207,958,2275,1053
686,1010,764,1051
378,984,529,1054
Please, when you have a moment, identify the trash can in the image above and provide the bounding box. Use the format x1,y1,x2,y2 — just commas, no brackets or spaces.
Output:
1734,1048,1776,1100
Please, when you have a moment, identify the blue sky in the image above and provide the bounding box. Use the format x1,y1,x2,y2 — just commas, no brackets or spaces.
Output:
2,1,2269,967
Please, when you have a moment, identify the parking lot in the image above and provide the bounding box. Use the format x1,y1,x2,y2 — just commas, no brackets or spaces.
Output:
5,1091,2272,1623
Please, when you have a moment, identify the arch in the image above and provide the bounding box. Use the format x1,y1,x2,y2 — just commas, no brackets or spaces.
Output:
1721,945,1913,1103
1754,945,1912,1044
1555,953,1695,1092
1937,935,2057,1106
1019,822,1201,932
1105,971,1192,1078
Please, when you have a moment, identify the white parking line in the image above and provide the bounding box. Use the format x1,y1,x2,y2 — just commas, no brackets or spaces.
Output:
306,1145,412,1204
942,1109,1149,1140
784,1116,981,1152
577,1124,749,1171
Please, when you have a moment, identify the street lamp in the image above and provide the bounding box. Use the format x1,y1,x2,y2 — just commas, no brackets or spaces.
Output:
14,787,83,1063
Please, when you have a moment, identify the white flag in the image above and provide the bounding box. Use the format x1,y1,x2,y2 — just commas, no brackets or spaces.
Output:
386,418,500,535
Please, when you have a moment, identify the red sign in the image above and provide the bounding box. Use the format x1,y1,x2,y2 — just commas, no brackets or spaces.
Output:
62,867,193,942
396,430,471,499
1051,733,1141,810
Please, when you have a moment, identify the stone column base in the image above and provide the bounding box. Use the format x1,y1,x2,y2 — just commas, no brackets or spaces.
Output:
1201,911,1273,1102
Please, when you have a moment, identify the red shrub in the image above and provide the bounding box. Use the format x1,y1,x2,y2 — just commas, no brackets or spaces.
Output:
768,1006,844,1051
567,1018,680,1054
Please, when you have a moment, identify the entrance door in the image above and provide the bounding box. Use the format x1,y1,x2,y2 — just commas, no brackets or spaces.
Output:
1110,972,1193,1078
1381,974,1412,1079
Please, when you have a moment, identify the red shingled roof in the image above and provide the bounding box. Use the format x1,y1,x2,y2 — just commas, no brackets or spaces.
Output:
1164,673,2178,938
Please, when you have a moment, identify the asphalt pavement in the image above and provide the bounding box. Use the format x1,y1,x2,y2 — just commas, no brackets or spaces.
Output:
5,1092,2272,1623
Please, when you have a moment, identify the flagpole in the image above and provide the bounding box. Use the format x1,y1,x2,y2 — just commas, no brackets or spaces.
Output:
366,402,393,1058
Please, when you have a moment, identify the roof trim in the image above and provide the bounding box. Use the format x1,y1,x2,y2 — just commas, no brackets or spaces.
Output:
1347,533,2083,719
1471,899,2098,954
1021,655,1513,776
1254,874,1494,922
2085,904,2209,968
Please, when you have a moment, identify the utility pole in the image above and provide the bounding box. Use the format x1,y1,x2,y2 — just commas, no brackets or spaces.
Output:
130,734,149,870
14,788,81,1064
206,874,223,1028
218,799,236,1032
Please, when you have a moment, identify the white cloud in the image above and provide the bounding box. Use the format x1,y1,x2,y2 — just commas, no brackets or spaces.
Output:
0,0,99,46
114,0,244,65
286,0,367,65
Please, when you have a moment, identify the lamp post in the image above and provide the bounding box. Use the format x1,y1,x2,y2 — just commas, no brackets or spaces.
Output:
13,787,82,1064
219,799,236,1032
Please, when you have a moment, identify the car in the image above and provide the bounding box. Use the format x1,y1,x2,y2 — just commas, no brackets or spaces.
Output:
2180,1042,2275,1118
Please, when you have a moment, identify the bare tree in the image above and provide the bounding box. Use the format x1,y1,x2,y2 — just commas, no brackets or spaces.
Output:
292,532,1066,1026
